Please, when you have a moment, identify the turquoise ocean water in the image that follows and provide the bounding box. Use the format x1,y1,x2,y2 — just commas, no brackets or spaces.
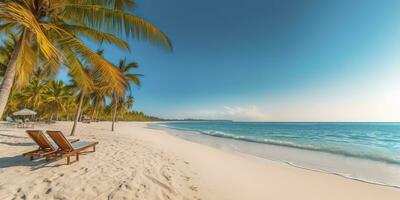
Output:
157,121,400,187
161,122,400,164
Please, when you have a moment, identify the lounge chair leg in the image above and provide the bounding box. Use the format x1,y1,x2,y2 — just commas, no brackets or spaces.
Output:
67,156,70,165
76,153,79,161
93,146,96,152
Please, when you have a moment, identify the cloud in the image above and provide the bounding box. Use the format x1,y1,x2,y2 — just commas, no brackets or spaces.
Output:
196,105,268,121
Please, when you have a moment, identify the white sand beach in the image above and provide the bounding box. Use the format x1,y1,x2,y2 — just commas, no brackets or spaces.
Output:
0,121,399,200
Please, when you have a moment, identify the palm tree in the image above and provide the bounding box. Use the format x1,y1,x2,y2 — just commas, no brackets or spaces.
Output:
116,95,134,119
64,95,77,121
117,59,142,95
89,84,108,121
126,95,135,111
44,80,71,121
0,0,172,119
87,50,107,122
4,90,20,117
0,33,18,81
69,79,87,135
111,59,142,131
19,77,47,111
70,49,102,135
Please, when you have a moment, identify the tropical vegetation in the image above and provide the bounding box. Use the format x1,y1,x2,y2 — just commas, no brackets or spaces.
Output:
3,66,161,122
0,0,171,133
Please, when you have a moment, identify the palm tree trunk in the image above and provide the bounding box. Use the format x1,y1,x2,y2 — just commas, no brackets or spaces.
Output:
79,106,84,122
91,102,98,121
0,30,27,119
111,97,118,132
94,106,101,121
94,109,98,121
70,91,84,136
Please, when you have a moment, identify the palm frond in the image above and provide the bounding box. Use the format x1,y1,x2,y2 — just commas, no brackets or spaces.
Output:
15,35,36,87
44,23,127,95
125,62,138,69
59,24,130,51
0,2,61,62
60,5,172,50
0,22,15,34
60,44,94,92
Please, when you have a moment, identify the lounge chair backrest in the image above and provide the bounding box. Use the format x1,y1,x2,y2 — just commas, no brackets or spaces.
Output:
46,131,74,151
26,130,55,150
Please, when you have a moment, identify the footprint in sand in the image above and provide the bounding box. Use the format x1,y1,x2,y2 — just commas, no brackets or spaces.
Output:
144,174,177,196
161,190,172,200
43,178,52,184
193,196,202,200
53,194,68,200
190,186,198,191
80,167,89,175
107,182,134,199
12,188,26,200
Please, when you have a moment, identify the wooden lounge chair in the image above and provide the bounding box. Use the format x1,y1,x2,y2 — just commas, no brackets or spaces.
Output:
23,130,79,160
46,131,98,165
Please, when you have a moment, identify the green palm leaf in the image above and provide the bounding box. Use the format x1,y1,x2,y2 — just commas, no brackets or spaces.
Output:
60,4,172,50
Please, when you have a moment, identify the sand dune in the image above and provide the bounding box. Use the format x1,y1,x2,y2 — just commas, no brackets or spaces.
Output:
0,121,399,200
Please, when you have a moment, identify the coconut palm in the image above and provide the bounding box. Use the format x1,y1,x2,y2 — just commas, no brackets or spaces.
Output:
1,67,157,121
89,84,108,121
126,95,135,111
0,0,172,120
0,33,18,80
4,90,20,117
111,59,142,131
68,78,88,135
70,49,104,135
18,77,47,111
63,95,77,121
117,59,142,95
118,95,134,119
44,80,71,121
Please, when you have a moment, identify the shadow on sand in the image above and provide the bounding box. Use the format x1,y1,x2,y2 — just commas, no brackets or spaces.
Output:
0,141,67,170
0,132,27,139
0,154,71,170
0,155,50,170
0,141,35,146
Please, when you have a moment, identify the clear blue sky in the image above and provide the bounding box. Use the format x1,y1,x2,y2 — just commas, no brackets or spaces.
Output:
60,0,400,121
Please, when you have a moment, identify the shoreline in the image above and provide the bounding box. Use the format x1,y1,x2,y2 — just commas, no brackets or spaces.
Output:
151,122,400,189
155,122,400,165
1,121,399,199
142,122,400,199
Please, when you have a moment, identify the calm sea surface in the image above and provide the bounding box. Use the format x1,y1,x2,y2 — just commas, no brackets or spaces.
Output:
156,121,400,187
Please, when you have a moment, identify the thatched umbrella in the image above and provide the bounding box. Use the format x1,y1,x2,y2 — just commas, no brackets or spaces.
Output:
13,108,36,121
